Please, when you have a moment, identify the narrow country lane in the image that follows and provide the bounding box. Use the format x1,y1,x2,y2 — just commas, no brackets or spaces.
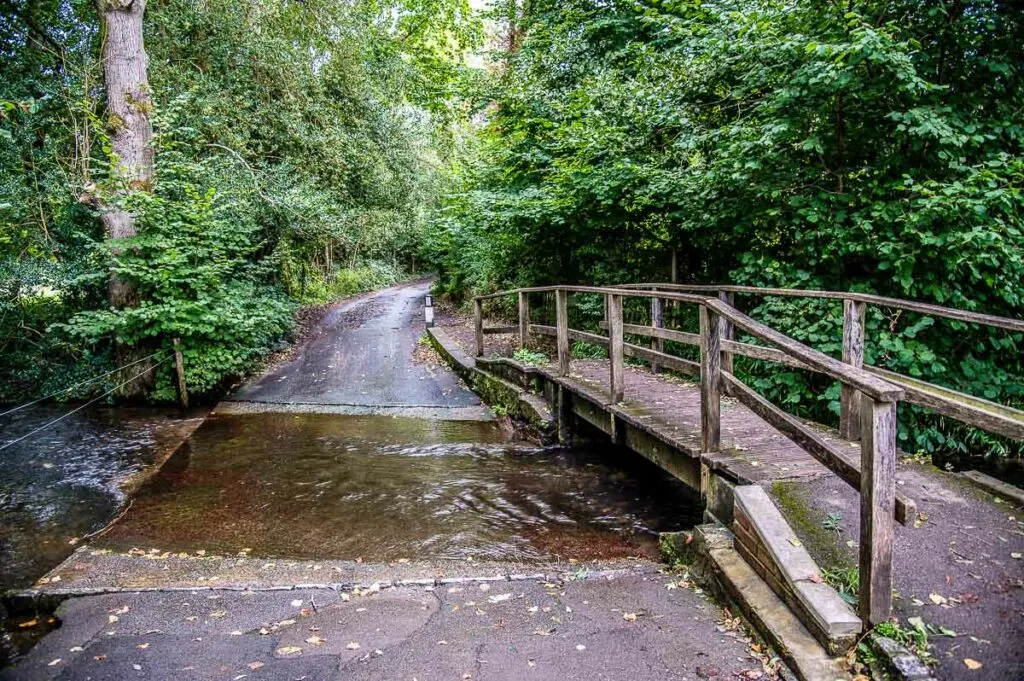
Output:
223,280,487,418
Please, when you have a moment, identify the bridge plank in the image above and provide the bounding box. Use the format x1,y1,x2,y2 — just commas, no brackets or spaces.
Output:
723,373,915,526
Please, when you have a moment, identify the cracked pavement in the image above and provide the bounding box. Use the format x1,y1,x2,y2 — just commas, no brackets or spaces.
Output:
4,572,767,681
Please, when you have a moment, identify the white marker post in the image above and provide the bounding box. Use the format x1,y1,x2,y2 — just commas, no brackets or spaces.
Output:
424,294,434,327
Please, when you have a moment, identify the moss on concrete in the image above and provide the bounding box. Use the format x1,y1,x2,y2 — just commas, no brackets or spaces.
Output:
769,481,855,572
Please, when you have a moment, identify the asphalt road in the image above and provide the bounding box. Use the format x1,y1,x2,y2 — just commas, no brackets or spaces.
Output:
3,572,766,681
224,281,487,417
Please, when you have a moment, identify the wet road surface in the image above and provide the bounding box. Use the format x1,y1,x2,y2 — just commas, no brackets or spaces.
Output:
2,573,768,681
225,281,485,416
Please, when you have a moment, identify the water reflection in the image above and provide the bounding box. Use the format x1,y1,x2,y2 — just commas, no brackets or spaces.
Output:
99,413,701,563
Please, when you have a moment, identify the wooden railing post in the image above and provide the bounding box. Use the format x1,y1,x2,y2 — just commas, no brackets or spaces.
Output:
555,288,570,376
859,395,897,625
700,304,722,453
650,292,664,374
718,291,735,374
173,338,188,410
474,298,484,357
608,293,624,403
518,291,530,350
841,299,866,440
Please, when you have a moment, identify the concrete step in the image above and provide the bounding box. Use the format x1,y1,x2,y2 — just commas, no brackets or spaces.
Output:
672,524,851,681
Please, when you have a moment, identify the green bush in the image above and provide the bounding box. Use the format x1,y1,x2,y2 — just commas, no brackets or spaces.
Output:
56,167,295,401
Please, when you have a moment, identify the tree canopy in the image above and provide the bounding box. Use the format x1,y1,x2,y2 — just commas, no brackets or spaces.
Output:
2,0,1021,458
1,0,479,400
425,0,1024,457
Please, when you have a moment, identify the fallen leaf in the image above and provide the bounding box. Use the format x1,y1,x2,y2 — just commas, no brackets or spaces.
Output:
108,615,119,624
137,643,150,650
929,593,947,605
623,612,638,622
248,662,265,670
230,631,243,636
787,538,802,547
346,642,361,650
575,644,586,651
70,646,84,652
94,655,107,662
1011,552,1021,559
488,593,512,603
533,627,556,636
209,610,227,618
275,646,302,656
305,635,326,646
17,619,37,628
48,659,62,667
964,659,983,670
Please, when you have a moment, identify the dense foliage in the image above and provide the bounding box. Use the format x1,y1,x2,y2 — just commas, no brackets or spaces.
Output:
1,0,478,402
427,0,1024,457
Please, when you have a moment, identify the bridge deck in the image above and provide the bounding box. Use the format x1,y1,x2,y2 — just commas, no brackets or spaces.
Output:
563,360,849,485
441,319,856,487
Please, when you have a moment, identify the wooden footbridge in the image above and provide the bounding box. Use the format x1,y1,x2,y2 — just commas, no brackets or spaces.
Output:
470,284,1024,627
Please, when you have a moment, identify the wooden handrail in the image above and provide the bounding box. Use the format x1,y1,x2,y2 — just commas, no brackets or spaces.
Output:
615,282,1024,333
475,286,902,401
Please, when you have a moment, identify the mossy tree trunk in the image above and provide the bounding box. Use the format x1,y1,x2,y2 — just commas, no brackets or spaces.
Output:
97,0,155,397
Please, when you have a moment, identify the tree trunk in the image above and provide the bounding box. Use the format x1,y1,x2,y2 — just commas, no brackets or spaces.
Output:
98,0,155,398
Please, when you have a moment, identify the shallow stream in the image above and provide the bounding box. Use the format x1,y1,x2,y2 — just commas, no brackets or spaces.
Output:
97,413,701,563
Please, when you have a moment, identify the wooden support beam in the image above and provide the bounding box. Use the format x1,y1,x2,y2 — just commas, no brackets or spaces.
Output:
518,291,530,350
557,384,573,445
173,338,188,410
700,305,721,453
860,396,897,625
718,291,735,375
556,288,570,376
650,295,664,374
841,299,866,440
474,298,484,357
608,293,624,403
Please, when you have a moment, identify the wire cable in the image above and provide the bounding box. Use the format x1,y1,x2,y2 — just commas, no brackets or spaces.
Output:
0,350,171,419
0,355,173,453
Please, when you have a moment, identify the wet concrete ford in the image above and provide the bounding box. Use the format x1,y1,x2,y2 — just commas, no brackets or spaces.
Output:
3,282,776,681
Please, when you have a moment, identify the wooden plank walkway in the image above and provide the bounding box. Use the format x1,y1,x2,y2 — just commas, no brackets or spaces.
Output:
561,360,851,485
441,321,855,487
